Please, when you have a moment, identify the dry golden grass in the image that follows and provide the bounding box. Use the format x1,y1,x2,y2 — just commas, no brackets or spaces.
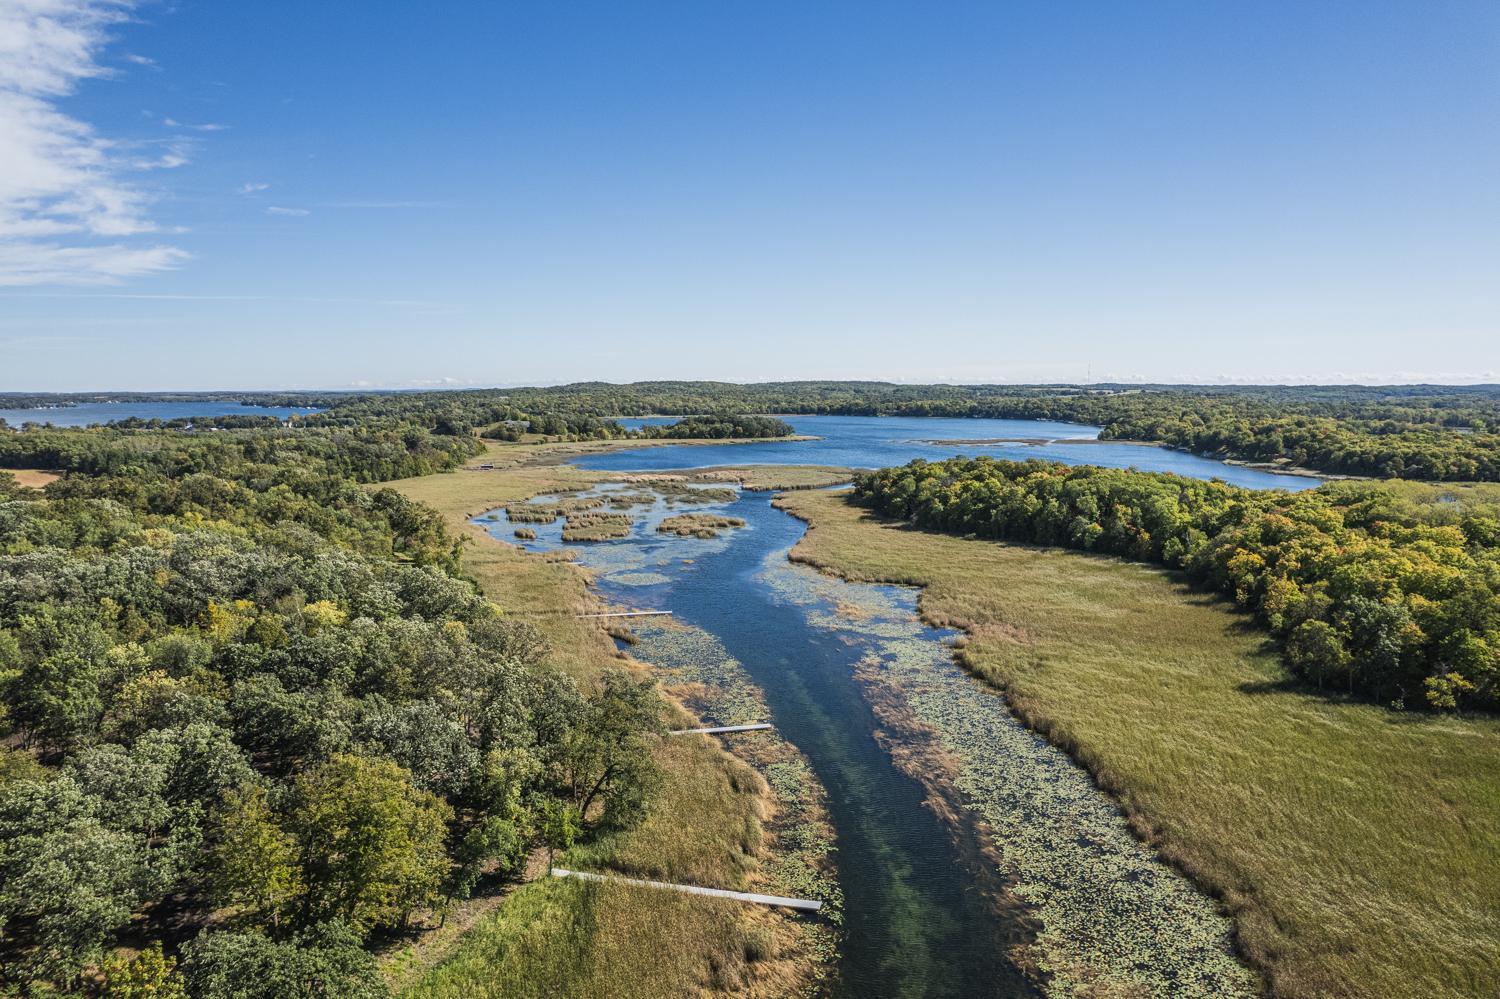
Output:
5,468,61,489
777,488,1500,999
384,450,823,997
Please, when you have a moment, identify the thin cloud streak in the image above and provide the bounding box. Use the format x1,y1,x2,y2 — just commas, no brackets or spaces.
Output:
0,292,454,309
320,200,450,209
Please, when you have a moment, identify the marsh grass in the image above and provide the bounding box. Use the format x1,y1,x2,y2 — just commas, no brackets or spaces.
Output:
658,513,748,538
776,489,1500,999
561,512,634,542
384,452,832,996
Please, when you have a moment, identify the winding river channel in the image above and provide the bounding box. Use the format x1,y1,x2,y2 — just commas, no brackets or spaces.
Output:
479,419,1314,997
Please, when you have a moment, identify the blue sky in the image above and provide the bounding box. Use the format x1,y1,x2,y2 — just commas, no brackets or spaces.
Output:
1,0,1497,390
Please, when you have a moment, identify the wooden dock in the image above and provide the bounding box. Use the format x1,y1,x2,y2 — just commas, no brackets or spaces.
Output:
577,610,674,619
550,868,822,913
669,723,774,736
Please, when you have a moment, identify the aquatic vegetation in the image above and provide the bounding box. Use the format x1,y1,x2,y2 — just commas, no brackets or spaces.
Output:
630,621,844,943
506,495,608,523
513,527,536,539
471,470,1259,995
504,504,561,523
396,462,832,998
561,512,634,541
609,571,673,587
778,488,1500,998
658,513,748,538
758,555,1257,998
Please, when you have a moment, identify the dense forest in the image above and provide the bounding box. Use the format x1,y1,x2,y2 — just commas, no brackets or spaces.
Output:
854,458,1500,711
0,420,665,996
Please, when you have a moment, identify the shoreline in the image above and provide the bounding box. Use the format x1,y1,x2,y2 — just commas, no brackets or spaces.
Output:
385,447,842,996
913,436,1361,482
462,434,821,471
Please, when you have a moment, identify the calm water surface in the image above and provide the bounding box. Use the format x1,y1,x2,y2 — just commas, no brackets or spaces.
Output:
0,401,319,426
587,414,1322,490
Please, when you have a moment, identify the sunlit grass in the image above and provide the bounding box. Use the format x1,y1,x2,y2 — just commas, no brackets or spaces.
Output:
777,488,1500,999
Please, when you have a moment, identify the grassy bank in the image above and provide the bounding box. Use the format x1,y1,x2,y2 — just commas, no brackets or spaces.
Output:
775,489,1500,999
383,444,831,997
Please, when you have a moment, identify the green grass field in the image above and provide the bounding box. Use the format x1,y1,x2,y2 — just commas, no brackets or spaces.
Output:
383,447,828,997
777,489,1500,999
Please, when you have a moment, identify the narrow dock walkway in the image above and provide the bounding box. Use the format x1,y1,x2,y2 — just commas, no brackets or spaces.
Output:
669,723,774,736
577,610,674,619
550,868,822,912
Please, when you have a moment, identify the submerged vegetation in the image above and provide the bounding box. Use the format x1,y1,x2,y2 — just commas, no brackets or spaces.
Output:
759,545,1255,997
854,457,1500,711
778,488,1500,999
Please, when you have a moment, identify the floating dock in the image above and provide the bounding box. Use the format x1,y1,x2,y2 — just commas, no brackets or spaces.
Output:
551,868,822,912
577,610,674,619
669,723,774,736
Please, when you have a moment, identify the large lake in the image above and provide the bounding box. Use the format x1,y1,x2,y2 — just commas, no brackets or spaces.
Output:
0,401,320,427
600,414,1321,490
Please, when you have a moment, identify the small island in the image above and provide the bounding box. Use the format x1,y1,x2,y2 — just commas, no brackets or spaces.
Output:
657,513,749,538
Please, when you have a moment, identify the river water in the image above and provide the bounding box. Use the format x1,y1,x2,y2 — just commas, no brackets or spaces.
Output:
478,417,1290,997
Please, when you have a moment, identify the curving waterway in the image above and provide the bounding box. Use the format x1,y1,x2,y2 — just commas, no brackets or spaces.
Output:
478,418,1294,997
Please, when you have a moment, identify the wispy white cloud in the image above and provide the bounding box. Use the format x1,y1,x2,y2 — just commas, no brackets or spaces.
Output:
322,200,449,209
0,243,187,287
266,206,309,217
239,182,269,194
162,116,227,132
122,52,155,68
0,0,189,284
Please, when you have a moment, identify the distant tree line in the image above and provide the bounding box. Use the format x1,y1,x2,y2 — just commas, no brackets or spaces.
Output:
476,412,793,443
302,382,1500,482
13,384,1499,481
853,457,1500,712
638,415,793,439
